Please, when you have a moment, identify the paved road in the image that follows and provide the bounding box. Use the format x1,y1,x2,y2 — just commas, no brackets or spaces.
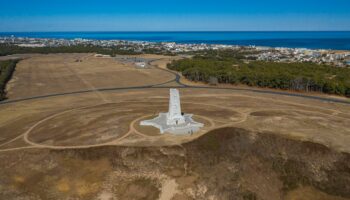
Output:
0,60,349,106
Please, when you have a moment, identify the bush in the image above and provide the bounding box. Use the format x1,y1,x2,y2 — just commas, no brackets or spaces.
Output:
0,59,18,100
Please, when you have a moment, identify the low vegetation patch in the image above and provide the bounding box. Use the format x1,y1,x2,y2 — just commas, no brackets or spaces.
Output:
0,59,18,100
113,178,161,200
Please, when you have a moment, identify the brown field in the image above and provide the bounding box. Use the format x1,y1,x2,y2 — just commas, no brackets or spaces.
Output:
0,53,349,200
6,53,175,99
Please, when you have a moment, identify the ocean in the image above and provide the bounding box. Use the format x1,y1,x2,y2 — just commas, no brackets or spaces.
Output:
1,31,350,50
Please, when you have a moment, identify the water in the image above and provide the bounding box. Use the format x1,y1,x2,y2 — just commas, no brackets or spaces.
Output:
1,31,350,50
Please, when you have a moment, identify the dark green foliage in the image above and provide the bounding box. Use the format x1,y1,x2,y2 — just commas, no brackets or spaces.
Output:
0,59,18,100
0,44,140,56
168,53,350,97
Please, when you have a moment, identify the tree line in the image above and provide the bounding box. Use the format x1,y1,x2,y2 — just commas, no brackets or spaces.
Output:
0,44,141,57
0,59,19,100
168,53,350,97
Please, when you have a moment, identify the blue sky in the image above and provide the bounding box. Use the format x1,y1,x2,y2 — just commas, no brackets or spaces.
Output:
1,0,350,31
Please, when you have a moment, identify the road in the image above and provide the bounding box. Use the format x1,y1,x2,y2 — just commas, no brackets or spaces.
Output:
0,58,349,106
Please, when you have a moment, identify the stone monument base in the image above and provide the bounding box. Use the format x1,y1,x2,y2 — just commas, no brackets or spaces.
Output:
140,113,204,134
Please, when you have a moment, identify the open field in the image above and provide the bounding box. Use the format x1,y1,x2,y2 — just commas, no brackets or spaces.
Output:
6,53,175,99
0,54,349,199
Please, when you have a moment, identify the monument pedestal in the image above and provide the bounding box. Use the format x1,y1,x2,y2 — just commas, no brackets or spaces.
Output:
140,89,203,134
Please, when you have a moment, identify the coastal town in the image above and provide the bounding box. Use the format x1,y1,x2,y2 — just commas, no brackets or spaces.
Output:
1,35,350,67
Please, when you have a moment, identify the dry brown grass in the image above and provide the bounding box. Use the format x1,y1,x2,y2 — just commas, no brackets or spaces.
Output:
0,87,349,151
285,186,348,200
6,54,174,99
0,53,350,200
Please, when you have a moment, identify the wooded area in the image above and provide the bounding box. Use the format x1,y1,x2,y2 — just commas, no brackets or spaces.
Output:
0,44,140,56
168,51,350,97
0,59,18,100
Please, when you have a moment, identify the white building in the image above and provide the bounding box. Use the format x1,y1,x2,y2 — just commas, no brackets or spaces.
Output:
140,89,204,134
135,62,146,68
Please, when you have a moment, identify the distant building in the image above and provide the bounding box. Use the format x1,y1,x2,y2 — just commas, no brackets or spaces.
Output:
135,62,146,68
94,54,111,58
17,44,45,48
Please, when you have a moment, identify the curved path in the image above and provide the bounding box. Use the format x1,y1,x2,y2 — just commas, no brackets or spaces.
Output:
2,96,347,153
0,99,243,152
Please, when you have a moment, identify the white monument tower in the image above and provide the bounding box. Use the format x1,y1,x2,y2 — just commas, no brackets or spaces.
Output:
167,89,185,125
140,89,203,134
